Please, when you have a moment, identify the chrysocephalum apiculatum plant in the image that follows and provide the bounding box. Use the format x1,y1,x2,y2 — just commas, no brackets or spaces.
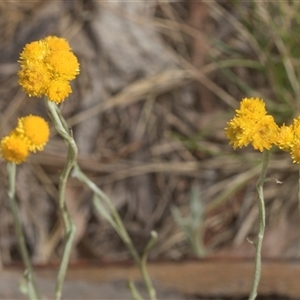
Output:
226,97,300,300
0,114,50,299
1,115,49,163
6,33,300,300
18,35,79,104
1,36,158,300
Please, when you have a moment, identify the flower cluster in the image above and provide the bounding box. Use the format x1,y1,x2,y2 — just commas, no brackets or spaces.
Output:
18,36,80,104
277,117,300,163
225,97,300,164
1,115,49,164
225,98,279,152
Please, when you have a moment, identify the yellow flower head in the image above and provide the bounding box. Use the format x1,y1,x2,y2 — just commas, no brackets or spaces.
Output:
18,36,80,103
44,36,71,52
225,116,253,149
18,63,51,97
225,98,279,152
46,79,72,104
276,124,294,151
251,115,279,151
45,50,79,80
285,116,300,164
15,115,50,152
290,141,300,164
1,133,29,164
19,40,48,63
236,97,267,118
291,116,300,139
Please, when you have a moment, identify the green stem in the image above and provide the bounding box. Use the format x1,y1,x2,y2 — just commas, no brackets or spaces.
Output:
72,163,157,300
248,150,270,300
50,101,156,300
72,163,140,265
7,163,40,300
190,227,206,258
140,231,158,300
127,280,144,300
45,99,77,300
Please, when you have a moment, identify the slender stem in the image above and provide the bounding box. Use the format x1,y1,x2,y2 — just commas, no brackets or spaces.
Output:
190,227,206,258
7,163,40,300
127,280,144,300
45,99,77,300
50,102,156,300
140,231,158,300
72,163,141,265
72,163,157,300
248,150,270,300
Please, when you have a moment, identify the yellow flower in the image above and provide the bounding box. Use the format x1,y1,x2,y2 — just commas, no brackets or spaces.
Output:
225,116,253,149
46,80,72,104
45,50,79,80
15,115,50,152
236,97,267,118
18,63,51,97
287,117,300,163
1,133,29,164
251,115,279,151
276,124,294,151
18,36,79,103
44,36,71,52
290,140,300,163
291,116,300,139
225,98,279,152
19,40,48,63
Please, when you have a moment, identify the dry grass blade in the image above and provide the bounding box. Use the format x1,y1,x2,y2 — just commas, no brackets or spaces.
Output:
99,161,203,186
207,0,267,65
254,0,300,106
67,69,193,127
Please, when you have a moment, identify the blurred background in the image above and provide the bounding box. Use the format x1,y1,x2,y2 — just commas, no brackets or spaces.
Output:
1,1,300,299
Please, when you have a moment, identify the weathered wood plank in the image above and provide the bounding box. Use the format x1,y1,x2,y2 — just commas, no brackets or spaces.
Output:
2,259,300,299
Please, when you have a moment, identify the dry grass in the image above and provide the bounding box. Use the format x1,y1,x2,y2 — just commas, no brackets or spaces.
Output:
0,0,299,267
